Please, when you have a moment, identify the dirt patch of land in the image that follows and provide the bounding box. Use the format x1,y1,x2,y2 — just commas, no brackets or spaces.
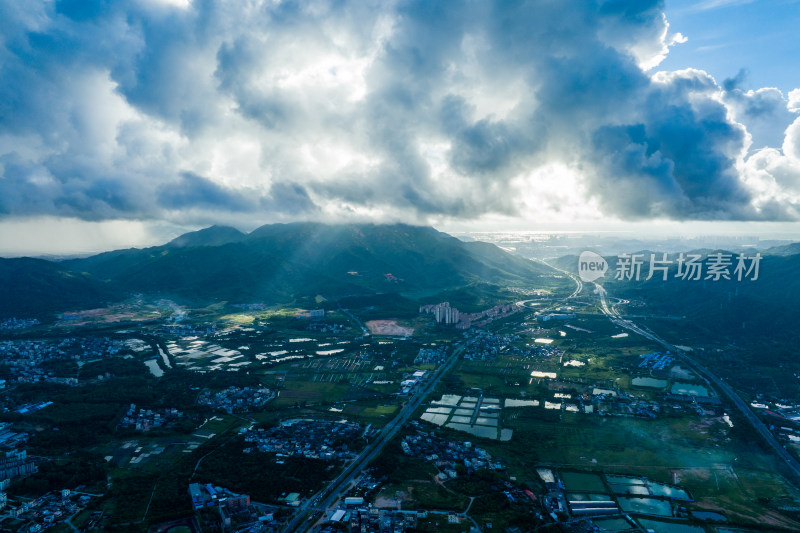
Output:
365,320,414,336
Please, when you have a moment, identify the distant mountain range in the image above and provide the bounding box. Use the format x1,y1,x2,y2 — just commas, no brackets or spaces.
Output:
0,257,119,317
762,241,800,257
0,223,554,318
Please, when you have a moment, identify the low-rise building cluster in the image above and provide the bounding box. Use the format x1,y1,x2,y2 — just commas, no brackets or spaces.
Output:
413,345,447,365
307,321,350,333
401,430,503,475
0,337,122,384
0,318,40,330
330,508,419,533
551,381,724,419
526,342,564,359
161,323,216,336
4,489,91,532
198,386,276,414
457,303,519,329
639,351,674,370
244,419,362,461
537,312,577,322
189,483,277,532
398,369,428,396
594,394,662,419
118,403,183,432
189,483,251,511
507,287,548,296
461,330,562,361
463,332,517,361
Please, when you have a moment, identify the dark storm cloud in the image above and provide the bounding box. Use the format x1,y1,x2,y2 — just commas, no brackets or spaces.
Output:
0,153,152,220
158,172,317,215
266,181,317,214
0,0,798,224
584,71,755,220
438,95,542,180
158,172,258,211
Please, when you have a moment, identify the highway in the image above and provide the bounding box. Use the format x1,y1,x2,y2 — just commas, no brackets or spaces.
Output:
568,274,583,299
284,343,465,532
535,258,582,299
593,282,800,485
338,303,370,335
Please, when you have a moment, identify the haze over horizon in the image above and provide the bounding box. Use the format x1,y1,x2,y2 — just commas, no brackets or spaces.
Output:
2,0,800,255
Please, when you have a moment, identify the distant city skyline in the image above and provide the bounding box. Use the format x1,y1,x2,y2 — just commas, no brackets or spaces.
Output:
1,0,799,255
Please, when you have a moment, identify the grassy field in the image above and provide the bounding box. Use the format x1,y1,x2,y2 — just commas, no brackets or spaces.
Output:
355,403,399,419
194,414,244,435
374,480,470,511
272,380,354,407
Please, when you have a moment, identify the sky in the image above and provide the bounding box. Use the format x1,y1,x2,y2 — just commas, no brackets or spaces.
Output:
1,0,800,256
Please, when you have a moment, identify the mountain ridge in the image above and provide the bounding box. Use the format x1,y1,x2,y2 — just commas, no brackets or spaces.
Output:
1,223,557,318
166,225,247,248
